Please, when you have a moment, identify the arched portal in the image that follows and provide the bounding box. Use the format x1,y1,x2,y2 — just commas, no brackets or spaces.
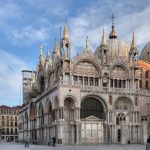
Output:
38,103,44,142
30,103,37,142
45,100,52,143
80,96,107,144
63,97,76,144
81,98,104,119
114,97,136,144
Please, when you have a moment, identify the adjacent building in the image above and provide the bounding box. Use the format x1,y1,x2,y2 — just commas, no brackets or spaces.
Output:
18,16,150,145
0,105,21,141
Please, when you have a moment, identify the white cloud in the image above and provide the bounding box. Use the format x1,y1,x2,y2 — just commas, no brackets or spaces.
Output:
7,26,49,46
68,2,150,57
0,50,29,106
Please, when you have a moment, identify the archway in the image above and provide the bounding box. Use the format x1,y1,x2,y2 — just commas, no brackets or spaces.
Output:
114,97,135,144
45,100,52,142
38,103,44,142
63,97,76,144
80,96,106,144
30,103,37,142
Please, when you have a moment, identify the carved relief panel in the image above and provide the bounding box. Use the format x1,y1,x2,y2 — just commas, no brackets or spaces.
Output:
74,61,99,76
111,66,126,79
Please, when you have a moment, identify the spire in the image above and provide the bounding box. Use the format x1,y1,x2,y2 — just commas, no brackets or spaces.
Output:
130,32,137,51
84,36,91,52
85,36,89,49
109,13,117,39
45,49,50,62
53,40,59,54
31,70,35,81
62,21,69,41
100,29,107,48
39,44,44,66
40,44,43,56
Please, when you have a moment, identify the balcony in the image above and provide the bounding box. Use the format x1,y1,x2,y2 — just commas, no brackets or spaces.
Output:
58,80,150,96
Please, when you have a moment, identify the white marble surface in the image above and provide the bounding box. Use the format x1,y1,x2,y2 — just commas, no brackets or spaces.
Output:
0,142,146,150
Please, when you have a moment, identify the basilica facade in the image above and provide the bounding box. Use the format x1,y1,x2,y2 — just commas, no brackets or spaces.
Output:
18,18,150,145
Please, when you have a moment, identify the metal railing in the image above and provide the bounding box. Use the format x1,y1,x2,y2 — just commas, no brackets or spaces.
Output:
55,80,150,96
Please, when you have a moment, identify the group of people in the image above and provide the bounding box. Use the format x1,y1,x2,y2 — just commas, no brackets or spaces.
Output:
24,135,150,149
24,135,56,148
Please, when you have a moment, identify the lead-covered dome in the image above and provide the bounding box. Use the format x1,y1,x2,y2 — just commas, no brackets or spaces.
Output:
95,38,130,61
140,42,150,63
95,18,130,61
108,38,130,60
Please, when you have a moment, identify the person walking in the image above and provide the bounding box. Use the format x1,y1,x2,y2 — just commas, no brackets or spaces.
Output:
25,135,29,148
146,136,150,150
52,136,56,147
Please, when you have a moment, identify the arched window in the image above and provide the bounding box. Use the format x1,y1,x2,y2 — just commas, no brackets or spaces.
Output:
39,103,44,127
145,71,149,78
116,113,126,125
146,80,149,89
81,98,104,119
64,98,75,121
139,80,142,88
115,97,133,111
39,76,45,92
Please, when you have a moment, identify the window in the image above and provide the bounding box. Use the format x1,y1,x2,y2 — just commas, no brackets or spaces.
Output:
123,80,126,88
84,77,88,85
81,98,104,119
11,128,13,134
2,121,4,126
95,78,99,86
7,128,9,134
114,79,117,87
7,121,9,127
90,77,93,86
146,81,149,89
139,80,142,88
119,80,121,88
145,71,149,78
110,79,113,87
15,128,17,134
79,76,83,85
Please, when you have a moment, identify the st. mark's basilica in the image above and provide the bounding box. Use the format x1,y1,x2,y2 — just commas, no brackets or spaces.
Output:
18,16,150,145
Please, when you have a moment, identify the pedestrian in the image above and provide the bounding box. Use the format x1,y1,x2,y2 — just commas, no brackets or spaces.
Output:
146,136,150,150
25,135,29,148
52,136,56,147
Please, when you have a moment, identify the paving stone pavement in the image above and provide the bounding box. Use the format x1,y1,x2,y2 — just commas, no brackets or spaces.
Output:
0,142,146,150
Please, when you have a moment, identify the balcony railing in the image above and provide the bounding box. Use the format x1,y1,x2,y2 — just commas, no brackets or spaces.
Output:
57,80,150,96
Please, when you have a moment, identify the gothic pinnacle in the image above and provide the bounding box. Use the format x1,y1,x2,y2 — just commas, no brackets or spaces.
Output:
100,29,107,48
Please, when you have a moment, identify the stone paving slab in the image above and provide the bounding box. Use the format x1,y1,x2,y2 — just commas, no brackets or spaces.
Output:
0,142,146,150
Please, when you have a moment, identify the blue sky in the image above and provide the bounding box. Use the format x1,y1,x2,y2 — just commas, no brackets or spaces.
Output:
0,0,150,106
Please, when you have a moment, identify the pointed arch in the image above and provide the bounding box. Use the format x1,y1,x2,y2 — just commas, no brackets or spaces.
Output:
72,57,102,77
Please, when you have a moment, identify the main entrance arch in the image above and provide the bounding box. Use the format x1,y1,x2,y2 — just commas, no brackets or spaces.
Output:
80,96,107,144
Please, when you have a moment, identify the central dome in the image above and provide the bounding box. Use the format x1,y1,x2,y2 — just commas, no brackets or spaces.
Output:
95,38,130,61
108,38,130,60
